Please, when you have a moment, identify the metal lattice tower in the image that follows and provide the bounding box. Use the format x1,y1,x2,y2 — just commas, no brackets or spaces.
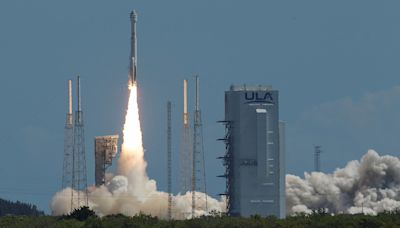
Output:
191,76,208,218
217,120,232,215
167,101,172,220
314,145,322,172
180,79,192,194
62,80,73,190
71,76,88,209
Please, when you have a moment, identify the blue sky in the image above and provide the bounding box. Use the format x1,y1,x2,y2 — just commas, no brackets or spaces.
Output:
1,0,400,213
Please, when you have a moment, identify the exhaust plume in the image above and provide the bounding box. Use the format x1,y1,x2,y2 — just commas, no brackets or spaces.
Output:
51,85,225,219
287,150,400,215
53,83,400,217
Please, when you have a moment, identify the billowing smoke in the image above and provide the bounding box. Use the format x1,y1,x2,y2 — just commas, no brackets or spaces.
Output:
51,85,225,219
286,150,400,215
52,83,400,217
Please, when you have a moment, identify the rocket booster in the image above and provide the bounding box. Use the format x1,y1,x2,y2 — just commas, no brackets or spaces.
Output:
129,10,137,86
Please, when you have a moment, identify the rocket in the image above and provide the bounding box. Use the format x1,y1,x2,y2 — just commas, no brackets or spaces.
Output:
129,10,137,86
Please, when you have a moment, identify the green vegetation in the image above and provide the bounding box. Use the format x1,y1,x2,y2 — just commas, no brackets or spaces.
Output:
0,198,44,216
62,206,97,221
1,208,400,228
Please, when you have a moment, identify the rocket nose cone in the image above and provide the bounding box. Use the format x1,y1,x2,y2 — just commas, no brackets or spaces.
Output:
130,10,137,17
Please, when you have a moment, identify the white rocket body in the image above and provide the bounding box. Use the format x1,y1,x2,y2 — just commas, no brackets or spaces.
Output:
129,11,137,86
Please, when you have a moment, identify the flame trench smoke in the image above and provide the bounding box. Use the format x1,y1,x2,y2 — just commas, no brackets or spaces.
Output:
51,84,400,217
286,150,400,215
51,85,225,219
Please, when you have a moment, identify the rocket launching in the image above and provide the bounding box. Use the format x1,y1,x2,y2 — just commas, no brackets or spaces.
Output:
129,10,138,86
51,10,225,219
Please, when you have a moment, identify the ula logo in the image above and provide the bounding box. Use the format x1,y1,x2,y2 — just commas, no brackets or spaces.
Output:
244,92,273,104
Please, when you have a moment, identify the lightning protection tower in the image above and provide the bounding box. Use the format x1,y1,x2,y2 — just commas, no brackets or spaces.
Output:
180,79,192,194
62,80,73,190
191,76,208,218
71,76,88,209
167,101,172,220
314,145,322,172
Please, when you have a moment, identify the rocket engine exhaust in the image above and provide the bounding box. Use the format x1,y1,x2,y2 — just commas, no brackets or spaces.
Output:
51,81,225,219
50,9,400,217
51,10,225,219
286,150,400,215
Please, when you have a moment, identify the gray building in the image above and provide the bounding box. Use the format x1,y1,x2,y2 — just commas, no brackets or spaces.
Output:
94,135,119,186
219,85,285,218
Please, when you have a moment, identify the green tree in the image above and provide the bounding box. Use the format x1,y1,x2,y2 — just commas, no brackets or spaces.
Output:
66,206,96,221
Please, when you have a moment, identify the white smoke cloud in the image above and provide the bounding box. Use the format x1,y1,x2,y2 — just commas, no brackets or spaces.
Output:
286,150,400,215
51,85,225,219
53,83,400,218
51,179,224,219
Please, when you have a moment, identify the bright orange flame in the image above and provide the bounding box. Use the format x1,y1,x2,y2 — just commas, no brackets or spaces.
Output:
122,84,143,151
118,84,146,176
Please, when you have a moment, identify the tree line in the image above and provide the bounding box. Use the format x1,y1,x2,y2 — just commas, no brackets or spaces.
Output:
0,198,44,217
2,206,400,227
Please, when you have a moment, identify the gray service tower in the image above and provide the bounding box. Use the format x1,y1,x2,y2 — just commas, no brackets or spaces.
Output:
219,85,285,218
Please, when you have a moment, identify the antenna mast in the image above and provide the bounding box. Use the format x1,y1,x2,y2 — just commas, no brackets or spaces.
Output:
167,101,172,220
314,145,322,172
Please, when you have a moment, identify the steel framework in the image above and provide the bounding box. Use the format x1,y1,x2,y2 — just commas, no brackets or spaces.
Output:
191,76,208,218
94,135,119,186
180,79,192,194
71,76,88,209
314,145,322,172
217,120,233,215
62,80,73,191
167,101,172,220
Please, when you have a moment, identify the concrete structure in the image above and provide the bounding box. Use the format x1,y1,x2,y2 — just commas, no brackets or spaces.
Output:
94,135,119,186
219,85,285,218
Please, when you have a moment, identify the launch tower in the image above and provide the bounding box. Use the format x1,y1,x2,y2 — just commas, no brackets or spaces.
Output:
94,135,119,186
